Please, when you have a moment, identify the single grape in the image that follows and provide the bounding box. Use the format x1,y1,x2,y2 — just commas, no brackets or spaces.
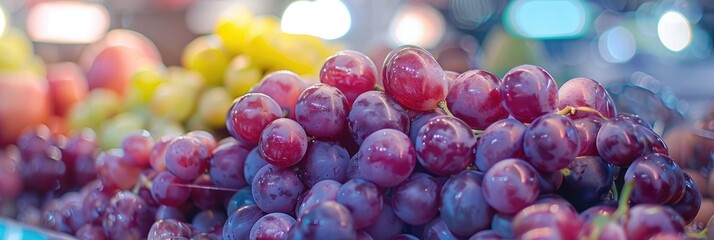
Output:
259,118,308,168
446,70,508,129
523,113,580,172
251,70,307,119
415,116,476,176
573,118,602,156
475,118,527,171
423,217,460,240
190,174,225,210
578,221,626,240
252,165,306,214
151,171,191,207
440,170,493,237
580,204,617,223
348,91,409,144
295,180,342,217
618,113,649,128
223,205,266,240
512,202,583,240
363,199,404,240
102,191,154,240
623,204,685,240
120,130,154,168
209,141,250,189
557,77,617,120
244,147,269,185
226,93,282,143
297,139,350,187
192,209,227,234
558,156,614,211
499,65,559,123
671,173,702,225
534,194,577,213
148,219,192,240
408,109,445,143
358,231,375,240
149,136,172,172
226,187,255,215
249,213,296,240
355,129,416,187
186,130,219,153
165,136,210,181
637,124,669,155
383,45,448,111
320,50,378,105
625,153,685,204
391,173,440,225
295,83,350,137
155,205,185,221
596,117,645,166
482,159,540,214
95,149,141,190
335,178,383,229
293,201,356,240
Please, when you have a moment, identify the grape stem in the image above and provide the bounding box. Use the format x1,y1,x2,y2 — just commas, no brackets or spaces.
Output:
688,229,708,239
555,106,609,120
437,101,454,117
131,174,153,195
589,181,633,240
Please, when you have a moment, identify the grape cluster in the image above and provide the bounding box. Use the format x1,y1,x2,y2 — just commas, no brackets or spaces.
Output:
0,46,703,240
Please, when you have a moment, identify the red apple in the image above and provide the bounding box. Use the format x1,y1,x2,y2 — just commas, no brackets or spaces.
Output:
0,72,51,146
79,29,162,71
46,62,87,116
86,45,154,96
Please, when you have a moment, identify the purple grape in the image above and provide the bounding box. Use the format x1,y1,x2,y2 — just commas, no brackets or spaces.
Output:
490,213,514,239
165,136,210,181
391,173,440,225
579,204,616,223
151,171,190,207
155,205,185,221
120,130,154,168
259,118,308,168
415,116,476,176
243,147,268,185
537,170,563,194
336,178,383,229
649,233,686,240
470,230,506,240
22,146,68,193
320,50,378,105
440,170,493,237
226,187,254,216
625,153,685,204
618,113,649,128
293,201,356,239
475,118,527,171
382,45,448,111
637,124,669,155
223,205,266,240
295,180,341,217
623,204,685,239
671,173,702,224
192,209,226,234
251,70,307,120
408,109,445,143
363,200,404,240
390,234,419,240
76,224,106,240
191,174,224,210
252,165,305,214
482,159,540,214
297,139,350,187
358,231,375,240
295,83,350,138
186,130,218,153
102,191,154,240
499,64,559,123
446,69,508,129
557,77,617,120
534,194,577,213
226,93,282,143
573,118,602,156
82,187,114,224
354,129,416,187
558,156,614,211
523,113,579,172
249,213,296,240
148,219,192,240
596,117,645,166
512,202,583,240
209,141,250,189
136,170,160,207
578,221,626,240
63,129,99,186
423,217,459,240
348,91,409,144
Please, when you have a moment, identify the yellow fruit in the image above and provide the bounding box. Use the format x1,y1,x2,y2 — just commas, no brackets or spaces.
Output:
0,28,34,71
150,80,197,122
181,35,229,86
99,112,144,149
149,119,184,139
67,89,123,131
126,68,165,109
224,55,262,97
196,87,233,129
214,4,254,54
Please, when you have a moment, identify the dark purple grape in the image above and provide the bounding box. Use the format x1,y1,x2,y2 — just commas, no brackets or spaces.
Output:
82,187,115,224
120,130,154,168
354,129,416,187
499,65,558,123
534,194,577,213
137,169,160,207
76,224,106,240
155,205,185,221
249,213,296,240
192,209,226,234
596,118,645,166
295,180,341,217
382,45,448,111
415,116,476,175
297,139,350,187
358,231,375,240
408,109,445,143
63,129,99,186
512,202,583,239
336,178,383,229
151,171,190,207
293,201,356,239
102,191,154,240
625,153,685,204
191,232,222,240
165,136,210,181
578,221,626,240
320,50,378,105
558,156,614,211
209,141,250,189
637,124,669,155
60,193,88,233
470,230,506,240
191,175,224,210
251,70,307,120
579,203,616,223
348,91,409,144
671,173,702,224
295,83,350,138
482,159,540,214
41,199,71,234
243,147,268,185
537,170,563,194
490,213,514,239
573,118,602,156
623,204,685,240
440,170,493,237
95,149,141,190
226,93,282,143
475,118,527,171
618,113,649,128
390,234,419,240
423,217,459,240
392,173,440,225
16,124,53,160
252,165,305,214
446,69,508,129
557,77,617,120
363,199,404,240
148,219,192,240
222,205,266,240
523,113,579,172
259,118,308,168
22,146,67,192
226,187,254,216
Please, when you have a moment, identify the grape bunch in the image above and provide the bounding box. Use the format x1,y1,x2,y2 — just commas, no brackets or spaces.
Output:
0,45,705,240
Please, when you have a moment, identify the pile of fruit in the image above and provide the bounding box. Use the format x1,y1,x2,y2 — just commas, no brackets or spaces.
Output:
0,42,707,240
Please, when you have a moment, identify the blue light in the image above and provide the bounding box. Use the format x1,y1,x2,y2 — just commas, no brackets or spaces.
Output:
504,0,590,39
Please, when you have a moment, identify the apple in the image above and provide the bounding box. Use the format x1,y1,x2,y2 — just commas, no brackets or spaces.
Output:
79,29,161,71
85,45,153,96
0,71,51,146
46,62,87,116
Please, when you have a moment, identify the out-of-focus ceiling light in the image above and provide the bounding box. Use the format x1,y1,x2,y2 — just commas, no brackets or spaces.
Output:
657,11,692,52
281,0,352,40
389,3,445,48
0,4,7,36
598,26,636,63
504,0,590,39
26,1,110,44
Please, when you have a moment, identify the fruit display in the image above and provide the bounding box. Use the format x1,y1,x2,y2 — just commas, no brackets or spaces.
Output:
0,41,706,240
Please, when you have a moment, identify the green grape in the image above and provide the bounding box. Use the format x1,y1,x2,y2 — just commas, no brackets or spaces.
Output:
214,4,255,54
150,80,197,122
149,119,184,139
99,112,145,149
126,68,165,109
197,87,233,129
68,89,123,131
224,55,262,97
182,35,229,87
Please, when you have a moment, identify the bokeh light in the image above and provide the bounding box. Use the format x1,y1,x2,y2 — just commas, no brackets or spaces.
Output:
281,0,352,40
26,2,110,44
657,11,692,52
599,26,636,63
389,3,445,48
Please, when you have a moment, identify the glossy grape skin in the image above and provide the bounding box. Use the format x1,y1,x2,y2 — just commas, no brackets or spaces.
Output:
320,50,378,105
423,217,460,240
62,129,99,186
578,221,626,240
490,213,514,239
149,136,172,171
523,113,580,172
415,116,476,176
625,153,685,204
295,180,341,218
537,170,563,194
336,178,383,229
293,201,356,240
165,136,210,181
120,130,154,168
671,173,702,224
151,171,191,207
391,173,440,225
446,70,508,129
148,219,192,240
251,70,307,119
76,224,106,240
358,231,376,240
558,156,614,211
475,118,527,171
295,83,350,138
244,147,269,185
408,109,445,143
348,91,409,144
226,187,255,215
512,202,583,240
557,77,617,120
102,191,154,240
573,118,602,156
499,65,559,123
259,118,308,168
82,187,115,224
618,113,649,128
190,175,224,210
579,204,616,223
249,213,296,240
363,199,404,240
637,124,669,155
209,141,250,189
226,93,282,143
252,165,306,214
355,129,416,187
297,139,350,187
482,159,540,214
383,45,448,111
223,205,266,240
41,199,71,234
596,117,645,166
16,125,54,161
469,230,506,240
624,204,685,240
155,205,185,221
440,170,494,237
192,209,227,234
95,149,141,190
390,234,419,240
